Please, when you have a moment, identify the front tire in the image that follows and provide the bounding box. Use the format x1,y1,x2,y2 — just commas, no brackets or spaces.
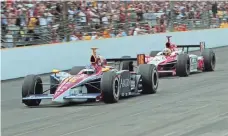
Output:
137,64,159,94
101,71,120,104
22,75,43,106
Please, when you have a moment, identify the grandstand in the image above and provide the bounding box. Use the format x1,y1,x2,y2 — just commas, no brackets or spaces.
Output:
1,0,228,48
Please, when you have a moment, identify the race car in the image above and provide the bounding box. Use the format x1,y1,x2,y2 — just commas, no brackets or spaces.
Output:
138,36,216,77
22,48,159,107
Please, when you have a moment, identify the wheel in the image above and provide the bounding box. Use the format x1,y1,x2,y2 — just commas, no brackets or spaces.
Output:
137,64,159,94
121,56,134,71
22,75,43,106
100,71,120,104
69,66,85,75
201,49,216,71
150,51,160,57
176,54,190,77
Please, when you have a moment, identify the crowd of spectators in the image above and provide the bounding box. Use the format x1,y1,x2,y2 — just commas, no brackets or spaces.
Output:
1,0,228,48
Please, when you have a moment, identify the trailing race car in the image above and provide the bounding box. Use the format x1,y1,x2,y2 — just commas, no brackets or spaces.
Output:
138,36,216,77
22,48,159,107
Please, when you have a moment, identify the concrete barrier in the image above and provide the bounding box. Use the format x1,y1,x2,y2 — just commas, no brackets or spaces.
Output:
1,28,228,80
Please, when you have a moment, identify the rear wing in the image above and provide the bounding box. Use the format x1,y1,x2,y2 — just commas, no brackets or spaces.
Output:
106,58,137,62
176,42,205,53
106,54,146,69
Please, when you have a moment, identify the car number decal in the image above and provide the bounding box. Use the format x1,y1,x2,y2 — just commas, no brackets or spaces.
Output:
65,76,79,83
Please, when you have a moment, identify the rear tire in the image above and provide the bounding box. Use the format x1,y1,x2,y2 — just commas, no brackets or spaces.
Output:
22,75,43,106
150,51,160,57
69,66,84,75
201,49,216,71
101,71,120,104
137,64,159,94
176,54,190,77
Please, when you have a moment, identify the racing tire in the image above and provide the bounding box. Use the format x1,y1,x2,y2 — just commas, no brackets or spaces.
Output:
150,51,160,57
201,49,216,71
176,54,190,77
137,64,159,94
22,75,43,106
101,71,120,104
69,66,85,75
121,56,134,71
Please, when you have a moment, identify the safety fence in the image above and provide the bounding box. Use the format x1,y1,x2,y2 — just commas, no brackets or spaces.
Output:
1,11,227,48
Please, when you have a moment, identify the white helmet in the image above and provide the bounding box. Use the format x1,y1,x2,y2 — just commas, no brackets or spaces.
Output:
163,48,172,56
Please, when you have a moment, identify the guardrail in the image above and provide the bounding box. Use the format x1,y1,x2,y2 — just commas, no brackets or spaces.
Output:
1,28,228,80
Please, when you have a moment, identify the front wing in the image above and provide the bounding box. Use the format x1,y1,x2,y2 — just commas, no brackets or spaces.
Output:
22,93,101,100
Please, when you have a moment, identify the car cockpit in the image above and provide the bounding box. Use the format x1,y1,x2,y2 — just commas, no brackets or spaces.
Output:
82,67,96,75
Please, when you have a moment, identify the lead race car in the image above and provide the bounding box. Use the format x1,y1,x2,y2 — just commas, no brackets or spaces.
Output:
138,36,216,77
22,48,159,107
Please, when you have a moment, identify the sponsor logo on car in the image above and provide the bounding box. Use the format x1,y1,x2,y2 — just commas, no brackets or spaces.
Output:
120,78,130,88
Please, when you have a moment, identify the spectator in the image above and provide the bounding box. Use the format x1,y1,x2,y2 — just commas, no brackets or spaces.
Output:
83,33,91,40
26,17,37,41
212,2,218,18
220,18,228,28
76,7,87,25
1,1,228,48
1,10,8,34
91,32,98,40
5,30,14,48
103,29,111,38
96,32,104,39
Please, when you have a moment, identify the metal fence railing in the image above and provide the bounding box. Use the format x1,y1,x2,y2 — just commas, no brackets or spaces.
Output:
1,10,228,48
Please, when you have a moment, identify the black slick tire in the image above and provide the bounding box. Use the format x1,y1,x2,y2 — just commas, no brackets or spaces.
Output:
137,64,159,94
201,49,216,71
69,66,85,75
101,71,120,104
176,54,190,77
22,75,43,106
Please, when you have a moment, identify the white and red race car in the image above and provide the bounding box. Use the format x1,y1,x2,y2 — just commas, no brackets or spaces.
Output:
137,36,216,77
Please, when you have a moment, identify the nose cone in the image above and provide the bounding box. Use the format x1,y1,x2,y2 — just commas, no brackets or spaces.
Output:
53,74,88,101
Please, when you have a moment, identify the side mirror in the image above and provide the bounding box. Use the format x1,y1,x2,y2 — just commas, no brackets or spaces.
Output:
52,69,60,74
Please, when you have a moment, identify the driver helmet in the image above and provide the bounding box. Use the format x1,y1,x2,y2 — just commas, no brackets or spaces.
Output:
163,48,172,56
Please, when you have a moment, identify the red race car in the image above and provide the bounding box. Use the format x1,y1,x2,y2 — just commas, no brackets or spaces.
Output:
137,36,216,77
21,48,159,107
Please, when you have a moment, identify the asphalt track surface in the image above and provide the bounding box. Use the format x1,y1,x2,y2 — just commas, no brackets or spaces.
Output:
2,46,228,136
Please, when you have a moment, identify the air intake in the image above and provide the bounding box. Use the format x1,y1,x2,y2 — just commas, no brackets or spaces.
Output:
90,55,96,63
